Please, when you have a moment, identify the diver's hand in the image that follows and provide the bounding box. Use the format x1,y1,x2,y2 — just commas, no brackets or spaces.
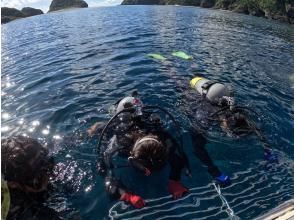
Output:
87,122,105,137
215,174,231,187
120,193,146,209
264,149,278,163
168,180,188,199
144,168,151,176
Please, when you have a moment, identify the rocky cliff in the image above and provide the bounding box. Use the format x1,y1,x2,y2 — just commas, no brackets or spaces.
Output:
1,7,25,24
121,0,294,24
49,0,88,12
21,7,44,17
1,7,44,24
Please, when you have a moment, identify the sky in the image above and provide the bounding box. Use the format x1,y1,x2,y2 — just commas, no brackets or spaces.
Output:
1,0,122,12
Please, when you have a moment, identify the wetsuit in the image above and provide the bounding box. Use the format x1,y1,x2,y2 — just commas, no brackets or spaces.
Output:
189,98,273,179
6,187,61,220
190,129,222,178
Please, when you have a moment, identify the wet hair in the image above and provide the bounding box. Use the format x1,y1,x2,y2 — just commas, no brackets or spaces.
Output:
223,112,252,136
1,136,53,188
131,135,168,170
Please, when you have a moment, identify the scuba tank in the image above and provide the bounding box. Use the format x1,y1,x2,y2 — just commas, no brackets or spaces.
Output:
190,77,231,105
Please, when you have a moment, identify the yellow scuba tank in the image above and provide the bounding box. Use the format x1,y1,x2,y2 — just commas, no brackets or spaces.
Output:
190,77,231,104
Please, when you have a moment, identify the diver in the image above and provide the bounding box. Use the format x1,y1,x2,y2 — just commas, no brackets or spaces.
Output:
1,136,60,220
189,76,278,163
88,92,190,209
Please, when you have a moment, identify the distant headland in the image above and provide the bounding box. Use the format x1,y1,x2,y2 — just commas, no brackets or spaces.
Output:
1,0,88,24
48,0,88,12
2,0,293,24
1,7,44,24
121,0,294,24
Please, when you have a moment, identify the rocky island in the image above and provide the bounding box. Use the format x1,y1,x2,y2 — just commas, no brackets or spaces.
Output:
1,0,89,24
121,0,294,23
48,0,88,12
21,7,44,17
1,7,44,24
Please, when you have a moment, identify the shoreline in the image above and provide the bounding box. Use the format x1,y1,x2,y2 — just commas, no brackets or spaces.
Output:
2,4,293,25
121,1,294,25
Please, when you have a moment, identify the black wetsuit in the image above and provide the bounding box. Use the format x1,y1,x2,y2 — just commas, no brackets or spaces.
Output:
188,98,270,179
6,188,61,220
190,129,222,178
98,117,187,199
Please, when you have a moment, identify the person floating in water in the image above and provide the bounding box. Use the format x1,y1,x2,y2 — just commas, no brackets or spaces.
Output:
189,76,278,163
88,92,190,209
1,136,60,220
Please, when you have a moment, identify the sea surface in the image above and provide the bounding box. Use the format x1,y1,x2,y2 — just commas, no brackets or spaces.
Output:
1,5,294,220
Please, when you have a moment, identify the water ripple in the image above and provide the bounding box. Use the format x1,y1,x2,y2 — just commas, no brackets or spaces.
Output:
1,5,294,220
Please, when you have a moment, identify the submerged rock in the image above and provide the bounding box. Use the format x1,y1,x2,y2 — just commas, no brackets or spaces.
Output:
21,7,44,17
49,0,88,12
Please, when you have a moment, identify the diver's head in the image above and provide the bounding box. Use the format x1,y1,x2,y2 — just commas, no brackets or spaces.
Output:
114,96,144,132
219,96,235,110
222,112,249,135
116,96,143,116
1,136,54,193
130,135,168,171
232,112,247,127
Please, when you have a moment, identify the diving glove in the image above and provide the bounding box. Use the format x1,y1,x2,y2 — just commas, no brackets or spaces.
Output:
215,174,231,187
168,180,188,199
120,192,145,209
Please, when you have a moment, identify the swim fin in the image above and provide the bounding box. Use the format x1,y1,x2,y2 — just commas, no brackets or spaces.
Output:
172,51,193,60
147,53,167,61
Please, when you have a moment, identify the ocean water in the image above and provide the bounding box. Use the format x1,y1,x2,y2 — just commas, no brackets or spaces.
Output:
1,5,294,220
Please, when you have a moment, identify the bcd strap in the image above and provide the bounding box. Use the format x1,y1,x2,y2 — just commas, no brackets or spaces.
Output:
201,81,218,95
